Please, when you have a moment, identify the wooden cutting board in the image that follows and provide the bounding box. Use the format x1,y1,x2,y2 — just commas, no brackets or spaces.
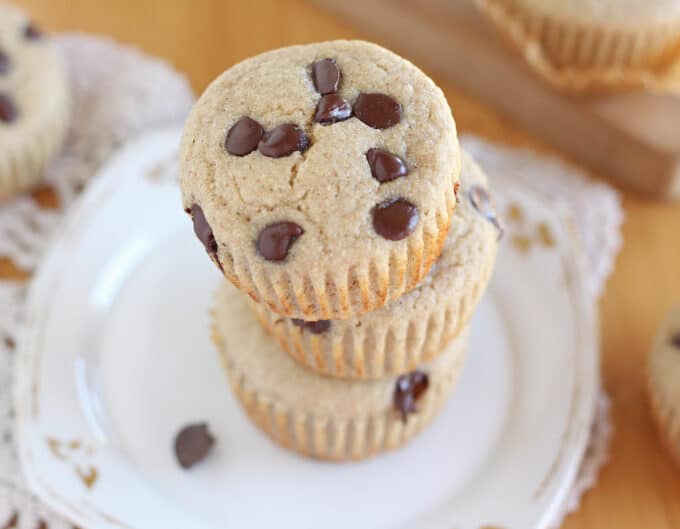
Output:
314,0,680,199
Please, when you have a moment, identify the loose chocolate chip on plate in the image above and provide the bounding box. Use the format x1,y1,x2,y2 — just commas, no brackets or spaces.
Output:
469,185,503,240
372,198,419,241
312,58,341,95
190,204,218,258
671,333,680,349
353,93,402,129
0,51,10,75
24,23,43,40
257,221,304,261
0,93,18,124
394,371,429,422
292,318,331,334
314,94,352,124
174,423,215,469
366,148,408,183
258,123,309,158
225,116,264,156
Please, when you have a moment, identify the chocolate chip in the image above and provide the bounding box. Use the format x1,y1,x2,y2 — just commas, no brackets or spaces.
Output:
671,333,680,349
190,204,218,257
3,335,15,350
372,198,419,241
311,58,340,95
366,148,408,183
0,51,10,75
258,123,309,158
23,23,43,40
257,222,304,261
314,94,352,124
292,319,331,334
394,371,429,422
0,93,18,124
174,423,215,469
225,116,264,156
353,93,402,129
469,185,503,240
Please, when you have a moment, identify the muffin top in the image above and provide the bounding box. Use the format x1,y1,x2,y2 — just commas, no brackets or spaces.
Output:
513,0,680,26
0,4,69,138
180,40,458,282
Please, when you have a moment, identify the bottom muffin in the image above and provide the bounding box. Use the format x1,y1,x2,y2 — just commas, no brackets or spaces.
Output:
212,282,470,461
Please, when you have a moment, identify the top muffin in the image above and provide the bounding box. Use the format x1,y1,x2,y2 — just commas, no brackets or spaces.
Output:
180,40,459,320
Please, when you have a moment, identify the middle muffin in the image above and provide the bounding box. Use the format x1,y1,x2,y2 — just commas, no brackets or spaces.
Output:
250,150,500,379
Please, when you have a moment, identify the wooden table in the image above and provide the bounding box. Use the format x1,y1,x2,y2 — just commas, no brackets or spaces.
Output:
7,1,680,527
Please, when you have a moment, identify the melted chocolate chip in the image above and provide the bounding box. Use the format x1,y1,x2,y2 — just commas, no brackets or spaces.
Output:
190,204,218,257
671,333,680,349
225,116,264,156
258,123,309,158
23,23,43,40
314,94,352,124
0,93,18,124
312,58,341,95
0,51,10,75
257,222,304,261
372,198,419,241
174,423,215,469
291,319,331,334
394,371,429,422
469,185,503,240
366,148,408,183
353,93,402,129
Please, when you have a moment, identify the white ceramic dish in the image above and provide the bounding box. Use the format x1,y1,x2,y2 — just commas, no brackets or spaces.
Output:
15,126,599,529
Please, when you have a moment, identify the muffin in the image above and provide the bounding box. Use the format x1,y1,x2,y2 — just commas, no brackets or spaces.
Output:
0,3,71,200
249,149,499,379
212,282,469,461
475,0,680,91
180,40,460,320
648,303,680,465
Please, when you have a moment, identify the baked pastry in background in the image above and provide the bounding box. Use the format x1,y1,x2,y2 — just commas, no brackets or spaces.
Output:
474,0,680,92
648,303,680,466
0,3,71,200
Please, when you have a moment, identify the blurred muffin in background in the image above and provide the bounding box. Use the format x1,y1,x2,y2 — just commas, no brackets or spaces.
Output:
0,3,71,201
474,0,680,92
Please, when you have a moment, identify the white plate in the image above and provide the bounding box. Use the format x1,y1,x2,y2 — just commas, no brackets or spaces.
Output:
15,126,599,529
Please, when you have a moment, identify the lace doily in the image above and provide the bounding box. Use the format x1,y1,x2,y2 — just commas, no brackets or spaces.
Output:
0,35,620,529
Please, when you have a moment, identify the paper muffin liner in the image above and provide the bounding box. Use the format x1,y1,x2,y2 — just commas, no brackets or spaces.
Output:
248,150,498,379
0,31,72,200
474,0,680,93
249,234,493,380
219,168,458,321
212,314,469,462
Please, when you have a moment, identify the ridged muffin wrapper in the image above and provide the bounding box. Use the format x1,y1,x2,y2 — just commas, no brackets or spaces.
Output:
212,316,469,461
475,0,680,94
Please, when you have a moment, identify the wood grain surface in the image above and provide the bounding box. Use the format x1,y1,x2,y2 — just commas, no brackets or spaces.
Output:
7,1,680,527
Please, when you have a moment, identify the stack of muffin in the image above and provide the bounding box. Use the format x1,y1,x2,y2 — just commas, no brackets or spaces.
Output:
179,41,501,461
